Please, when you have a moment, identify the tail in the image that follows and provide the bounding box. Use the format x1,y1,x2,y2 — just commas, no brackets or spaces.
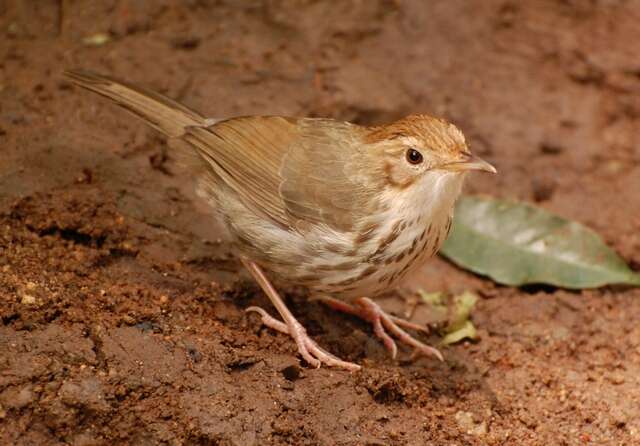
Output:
64,69,208,138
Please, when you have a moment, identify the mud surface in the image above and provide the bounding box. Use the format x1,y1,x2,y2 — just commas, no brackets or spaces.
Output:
2,1,640,444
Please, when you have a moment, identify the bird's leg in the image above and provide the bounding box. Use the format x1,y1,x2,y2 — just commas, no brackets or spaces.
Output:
318,296,443,361
242,259,361,372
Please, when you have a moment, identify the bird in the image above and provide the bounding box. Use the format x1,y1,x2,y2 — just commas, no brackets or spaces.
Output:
64,69,496,372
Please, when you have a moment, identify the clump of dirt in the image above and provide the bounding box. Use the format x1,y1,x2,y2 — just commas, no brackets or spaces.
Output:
2,1,640,444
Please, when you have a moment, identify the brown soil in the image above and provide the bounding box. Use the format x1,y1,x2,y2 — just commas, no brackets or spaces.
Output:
2,1,640,445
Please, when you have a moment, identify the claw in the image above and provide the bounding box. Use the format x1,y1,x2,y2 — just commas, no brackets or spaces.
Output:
243,260,361,371
319,296,443,362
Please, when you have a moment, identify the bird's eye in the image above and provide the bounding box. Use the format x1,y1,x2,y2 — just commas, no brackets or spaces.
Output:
406,148,423,165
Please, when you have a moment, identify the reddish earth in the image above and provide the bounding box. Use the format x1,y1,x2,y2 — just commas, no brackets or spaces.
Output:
2,1,640,444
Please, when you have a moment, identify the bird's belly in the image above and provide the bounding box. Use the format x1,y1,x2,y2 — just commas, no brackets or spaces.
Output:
305,260,425,300
221,190,453,301
299,217,452,300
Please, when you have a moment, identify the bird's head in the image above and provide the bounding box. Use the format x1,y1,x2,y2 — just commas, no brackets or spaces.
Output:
367,114,495,190
364,114,496,214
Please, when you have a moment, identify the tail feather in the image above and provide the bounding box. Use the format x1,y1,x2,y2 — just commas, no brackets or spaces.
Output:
64,69,207,138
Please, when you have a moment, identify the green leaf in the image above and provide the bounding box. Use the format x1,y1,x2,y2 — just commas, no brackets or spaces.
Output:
446,291,478,332
441,196,640,289
417,290,479,345
441,291,479,345
417,290,444,306
417,290,448,325
441,321,477,345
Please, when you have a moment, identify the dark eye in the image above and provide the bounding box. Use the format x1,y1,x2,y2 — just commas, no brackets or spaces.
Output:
406,148,423,165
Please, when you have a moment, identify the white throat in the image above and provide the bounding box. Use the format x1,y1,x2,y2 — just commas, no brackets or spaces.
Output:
385,171,465,229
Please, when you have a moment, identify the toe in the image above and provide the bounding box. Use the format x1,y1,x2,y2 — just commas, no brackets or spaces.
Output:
246,306,290,334
301,335,362,371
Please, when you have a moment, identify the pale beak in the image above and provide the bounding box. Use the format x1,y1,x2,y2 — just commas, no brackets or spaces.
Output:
442,153,497,174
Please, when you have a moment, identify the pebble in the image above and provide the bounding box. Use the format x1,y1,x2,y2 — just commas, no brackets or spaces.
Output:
19,281,40,305
609,405,630,427
1,386,35,409
82,33,111,47
531,177,556,202
539,141,564,155
59,378,109,413
455,411,487,436
607,372,625,385
20,292,37,305
121,315,136,325
603,160,625,175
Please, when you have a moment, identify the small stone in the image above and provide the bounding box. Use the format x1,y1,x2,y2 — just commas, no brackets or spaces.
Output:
607,372,625,385
532,177,556,202
610,405,630,428
15,387,34,408
59,378,109,413
171,36,201,50
455,411,487,436
539,141,564,155
473,421,488,436
75,168,93,184
82,32,111,47
454,414,476,433
20,292,37,305
7,22,21,37
186,346,202,363
280,380,294,391
1,386,35,409
603,160,624,175
281,364,302,382
550,325,570,341
71,432,101,446
517,409,538,429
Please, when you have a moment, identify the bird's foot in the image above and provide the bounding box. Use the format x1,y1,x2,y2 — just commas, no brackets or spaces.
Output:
318,296,443,361
242,259,361,372
247,306,362,372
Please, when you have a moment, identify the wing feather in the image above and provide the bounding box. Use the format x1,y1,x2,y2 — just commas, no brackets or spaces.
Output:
184,116,296,228
65,70,381,234
183,117,379,233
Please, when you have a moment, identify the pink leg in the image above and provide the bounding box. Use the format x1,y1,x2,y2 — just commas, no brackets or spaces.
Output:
242,259,361,372
317,297,430,333
319,296,443,361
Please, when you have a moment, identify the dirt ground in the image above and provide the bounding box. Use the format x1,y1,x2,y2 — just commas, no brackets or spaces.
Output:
1,1,640,444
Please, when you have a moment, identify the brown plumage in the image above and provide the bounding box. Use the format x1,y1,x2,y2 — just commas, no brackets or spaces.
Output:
65,69,496,371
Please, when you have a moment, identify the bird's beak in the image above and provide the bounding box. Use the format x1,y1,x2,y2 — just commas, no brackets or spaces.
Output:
442,153,497,174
